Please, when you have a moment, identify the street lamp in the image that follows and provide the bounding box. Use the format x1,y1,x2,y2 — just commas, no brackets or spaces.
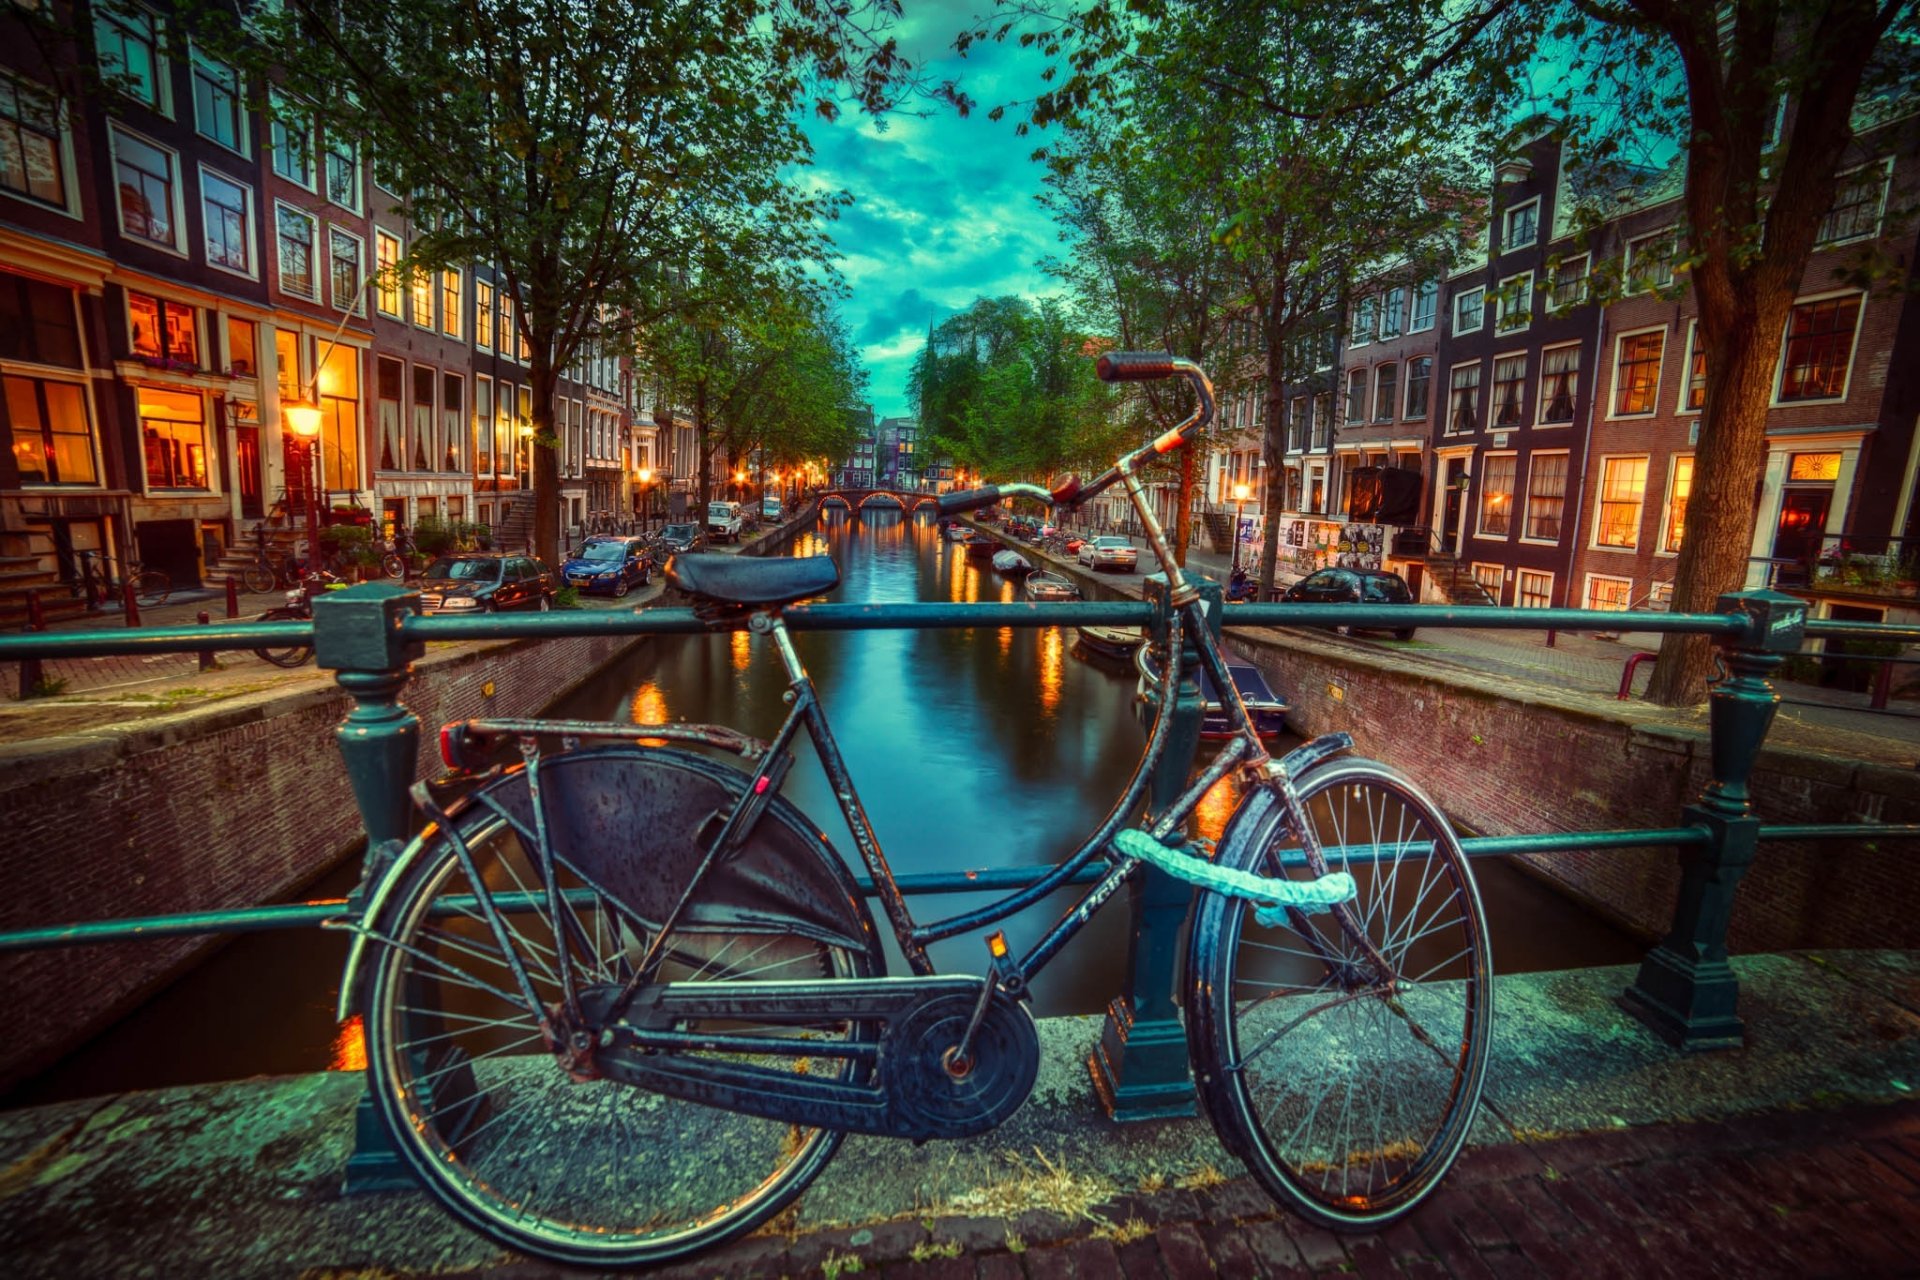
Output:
637,467,652,528
284,400,323,578
1231,482,1251,577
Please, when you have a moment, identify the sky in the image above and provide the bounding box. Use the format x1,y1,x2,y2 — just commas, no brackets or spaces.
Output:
800,2,1063,421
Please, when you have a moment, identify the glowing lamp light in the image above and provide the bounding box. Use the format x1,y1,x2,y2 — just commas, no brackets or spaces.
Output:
1233,483,1251,502
638,467,652,484
285,402,322,437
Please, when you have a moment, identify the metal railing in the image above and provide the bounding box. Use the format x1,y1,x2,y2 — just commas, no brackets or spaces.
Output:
2,581,1917,1163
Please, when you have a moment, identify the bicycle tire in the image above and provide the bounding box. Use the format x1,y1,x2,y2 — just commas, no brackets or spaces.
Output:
133,569,171,607
362,747,882,1267
1188,757,1492,1229
241,563,276,594
251,606,312,667
379,552,407,580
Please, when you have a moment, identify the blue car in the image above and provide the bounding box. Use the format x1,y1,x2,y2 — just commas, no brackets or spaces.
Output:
561,536,652,597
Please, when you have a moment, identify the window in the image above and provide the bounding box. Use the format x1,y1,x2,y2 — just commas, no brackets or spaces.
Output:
1492,354,1526,427
270,99,312,187
1345,367,1367,423
1472,563,1503,598
1380,287,1405,339
411,363,434,470
1681,324,1706,412
1374,364,1398,422
374,231,401,316
322,132,359,211
376,356,402,470
190,50,245,153
225,317,255,376
0,275,82,367
1495,271,1533,333
1518,569,1553,609
474,375,493,473
441,372,464,471
1,75,68,209
1447,362,1481,434
328,228,363,313
94,5,162,109
1311,393,1330,448
316,339,360,491
1539,345,1580,424
1288,395,1307,451
4,375,96,484
1626,229,1675,292
274,327,300,400
110,126,178,249
1524,453,1567,541
1410,279,1437,332
500,293,515,359
275,204,316,298
1549,255,1589,309
1593,456,1648,548
440,270,461,339
1452,286,1484,335
1777,294,1861,402
200,169,251,274
1663,455,1693,553
138,387,210,489
475,279,495,350
1351,295,1376,345
1404,357,1432,420
1504,198,1538,251
1818,161,1890,246
1477,453,1515,536
1612,331,1663,416
410,267,432,330
1585,575,1633,612
127,293,197,367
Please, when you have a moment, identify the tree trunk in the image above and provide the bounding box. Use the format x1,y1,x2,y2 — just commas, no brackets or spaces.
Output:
1255,310,1288,596
1173,447,1194,569
694,380,711,550
528,356,560,568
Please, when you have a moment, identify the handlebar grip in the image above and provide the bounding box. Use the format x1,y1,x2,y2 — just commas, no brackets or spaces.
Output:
938,485,1003,516
1096,352,1177,382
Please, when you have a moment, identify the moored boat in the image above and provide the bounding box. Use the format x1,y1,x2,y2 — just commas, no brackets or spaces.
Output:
943,523,972,542
1135,647,1290,739
1024,571,1081,602
1075,624,1147,661
964,536,998,561
992,549,1034,576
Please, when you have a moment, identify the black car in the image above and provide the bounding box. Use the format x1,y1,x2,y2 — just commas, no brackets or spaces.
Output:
1281,567,1418,640
658,522,700,554
561,536,652,597
418,554,556,614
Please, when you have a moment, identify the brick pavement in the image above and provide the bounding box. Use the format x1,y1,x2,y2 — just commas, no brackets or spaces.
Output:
621,1101,1920,1280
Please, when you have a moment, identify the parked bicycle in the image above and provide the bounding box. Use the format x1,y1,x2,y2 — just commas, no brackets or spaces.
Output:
379,525,415,581
334,354,1490,1268
251,570,344,667
121,558,171,608
240,528,302,594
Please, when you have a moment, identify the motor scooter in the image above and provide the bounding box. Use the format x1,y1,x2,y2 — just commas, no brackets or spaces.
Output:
1226,566,1260,603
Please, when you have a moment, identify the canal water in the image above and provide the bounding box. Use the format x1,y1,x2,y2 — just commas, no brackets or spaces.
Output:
7,506,1643,1106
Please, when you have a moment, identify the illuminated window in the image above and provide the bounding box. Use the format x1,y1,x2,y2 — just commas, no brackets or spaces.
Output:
1525,453,1567,541
1788,452,1841,482
374,232,401,316
475,279,495,350
1477,453,1515,537
440,270,462,339
1518,569,1553,609
1593,456,1648,549
138,387,210,489
1613,331,1663,416
1778,296,1861,402
410,267,432,329
5,375,97,485
127,292,197,366
1585,575,1633,611
1663,456,1693,553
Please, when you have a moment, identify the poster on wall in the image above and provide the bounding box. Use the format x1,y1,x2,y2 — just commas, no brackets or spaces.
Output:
1336,523,1385,569
1285,518,1306,548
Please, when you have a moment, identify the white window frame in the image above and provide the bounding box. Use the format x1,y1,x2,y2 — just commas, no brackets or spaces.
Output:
1471,561,1505,600
328,225,366,315
1446,359,1482,435
1816,159,1891,247
1380,286,1406,339
1344,366,1367,425
1503,197,1540,252
1536,341,1581,427
94,3,170,116
1589,454,1650,552
188,43,248,158
1490,351,1528,429
1409,279,1437,333
1,72,82,219
1548,254,1589,310
474,278,495,352
1658,453,1694,557
107,123,186,256
1770,288,1865,407
1373,362,1398,423
197,163,255,280
125,290,201,367
1677,320,1705,415
1452,285,1484,336
1607,326,1666,420
373,230,402,317
1583,573,1634,612
1520,449,1569,546
440,268,462,340
1474,450,1517,540
273,200,318,300
1403,356,1433,422
1626,227,1675,293
269,92,315,191
1350,294,1375,347
1517,568,1555,609
1494,270,1533,334
321,130,361,214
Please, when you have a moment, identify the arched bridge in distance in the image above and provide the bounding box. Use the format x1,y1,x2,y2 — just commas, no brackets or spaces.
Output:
816,488,943,514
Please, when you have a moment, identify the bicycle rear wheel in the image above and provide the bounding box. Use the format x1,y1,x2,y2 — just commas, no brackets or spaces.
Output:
1189,758,1491,1229
241,562,276,594
362,747,880,1267
251,606,311,667
379,551,407,580
133,569,170,607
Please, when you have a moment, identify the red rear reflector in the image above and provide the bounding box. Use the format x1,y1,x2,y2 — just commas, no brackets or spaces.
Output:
439,725,460,771
754,776,770,794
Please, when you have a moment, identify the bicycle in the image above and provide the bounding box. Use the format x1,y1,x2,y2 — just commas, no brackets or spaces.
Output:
379,526,415,581
241,528,299,594
334,353,1491,1268
251,570,344,667
122,558,170,608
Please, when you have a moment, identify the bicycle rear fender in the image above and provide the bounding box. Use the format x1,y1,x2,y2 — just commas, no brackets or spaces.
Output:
339,746,882,1020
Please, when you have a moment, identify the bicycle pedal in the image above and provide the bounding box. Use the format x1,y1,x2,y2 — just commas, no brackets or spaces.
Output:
985,930,1027,1001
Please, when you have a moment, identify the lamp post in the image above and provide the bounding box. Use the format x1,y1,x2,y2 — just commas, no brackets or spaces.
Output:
284,400,323,578
1231,482,1250,576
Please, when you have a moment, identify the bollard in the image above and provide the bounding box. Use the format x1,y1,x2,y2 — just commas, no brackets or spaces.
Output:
1872,655,1894,711
312,582,428,1192
19,589,45,695
1622,589,1804,1050
197,611,215,671
1089,571,1219,1120
122,577,140,627
226,576,240,619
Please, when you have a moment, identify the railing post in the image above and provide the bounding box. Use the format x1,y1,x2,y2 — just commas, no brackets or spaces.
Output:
1090,571,1218,1120
311,581,426,1190
1622,589,1805,1051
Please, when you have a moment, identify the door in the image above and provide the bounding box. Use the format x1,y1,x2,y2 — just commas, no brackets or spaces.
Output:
1771,489,1831,586
236,425,263,519
1441,485,1463,554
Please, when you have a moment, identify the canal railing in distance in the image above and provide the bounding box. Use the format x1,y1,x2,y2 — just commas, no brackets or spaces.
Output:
3,584,1918,1147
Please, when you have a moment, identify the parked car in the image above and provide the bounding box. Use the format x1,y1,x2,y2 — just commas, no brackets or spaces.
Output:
707,501,745,542
761,495,784,521
560,536,652,598
418,553,555,613
658,522,700,553
1078,535,1139,573
1281,567,1417,640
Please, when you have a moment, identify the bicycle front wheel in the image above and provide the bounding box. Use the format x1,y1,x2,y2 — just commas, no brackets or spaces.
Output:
1189,758,1491,1229
241,563,276,594
362,747,880,1268
133,569,170,607
379,552,407,580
